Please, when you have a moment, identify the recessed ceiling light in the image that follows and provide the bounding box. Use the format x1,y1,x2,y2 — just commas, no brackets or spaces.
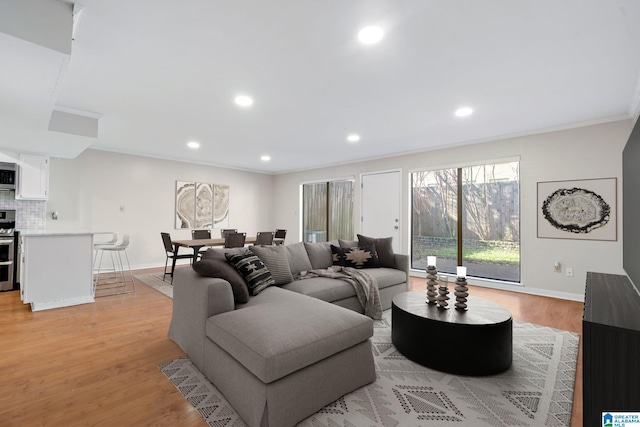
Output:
234,95,254,107
455,107,473,117
347,134,361,142
261,155,271,162
187,141,200,149
358,26,384,44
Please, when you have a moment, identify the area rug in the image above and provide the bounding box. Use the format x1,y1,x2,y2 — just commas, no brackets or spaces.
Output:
159,310,578,427
135,272,173,298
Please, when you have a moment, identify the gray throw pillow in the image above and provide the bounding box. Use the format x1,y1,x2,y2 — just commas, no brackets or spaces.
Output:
225,252,275,296
249,245,294,285
304,240,339,269
284,242,313,275
192,259,250,303
357,234,396,268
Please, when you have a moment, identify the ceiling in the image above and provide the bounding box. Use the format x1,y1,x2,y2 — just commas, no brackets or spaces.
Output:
1,0,640,174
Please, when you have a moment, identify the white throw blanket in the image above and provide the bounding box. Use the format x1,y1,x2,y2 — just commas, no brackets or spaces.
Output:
297,266,382,319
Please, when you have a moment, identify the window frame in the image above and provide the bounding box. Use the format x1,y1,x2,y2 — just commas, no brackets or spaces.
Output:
410,158,521,283
300,176,355,243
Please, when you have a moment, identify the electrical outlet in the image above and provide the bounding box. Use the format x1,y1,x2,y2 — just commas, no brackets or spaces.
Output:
566,267,573,277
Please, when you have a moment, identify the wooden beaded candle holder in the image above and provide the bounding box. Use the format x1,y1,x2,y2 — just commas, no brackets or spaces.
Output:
436,283,450,309
454,276,469,311
426,265,438,305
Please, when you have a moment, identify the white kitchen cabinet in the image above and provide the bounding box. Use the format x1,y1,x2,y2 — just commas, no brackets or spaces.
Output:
17,153,49,200
21,231,94,311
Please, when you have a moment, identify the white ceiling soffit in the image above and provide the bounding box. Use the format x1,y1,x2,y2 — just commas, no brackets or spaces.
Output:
0,0,96,158
0,32,69,130
2,0,640,171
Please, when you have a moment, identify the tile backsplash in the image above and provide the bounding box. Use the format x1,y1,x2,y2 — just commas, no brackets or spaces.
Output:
0,192,46,229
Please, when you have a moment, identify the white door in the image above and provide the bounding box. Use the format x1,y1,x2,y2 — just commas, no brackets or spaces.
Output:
361,170,401,253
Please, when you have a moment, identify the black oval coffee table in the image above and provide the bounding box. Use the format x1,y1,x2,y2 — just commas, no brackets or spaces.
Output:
391,291,513,376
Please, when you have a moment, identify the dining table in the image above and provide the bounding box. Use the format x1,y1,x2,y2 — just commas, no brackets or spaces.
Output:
172,236,257,262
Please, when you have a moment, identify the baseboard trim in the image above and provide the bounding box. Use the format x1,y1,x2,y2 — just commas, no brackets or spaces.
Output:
467,280,584,302
30,295,95,311
409,270,584,302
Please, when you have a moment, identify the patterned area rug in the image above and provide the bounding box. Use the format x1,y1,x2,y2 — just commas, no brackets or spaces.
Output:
135,273,173,298
160,310,578,427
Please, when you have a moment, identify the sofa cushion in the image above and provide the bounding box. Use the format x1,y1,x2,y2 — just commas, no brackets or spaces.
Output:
192,259,250,304
304,240,339,269
360,267,407,289
249,245,294,285
331,244,380,269
284,242,313,275
206,286,373,383
281,277,356,303
357,235,396,268
225,252,275,296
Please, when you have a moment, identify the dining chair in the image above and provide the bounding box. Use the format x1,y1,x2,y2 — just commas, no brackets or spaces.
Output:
255,231,274,246
274,229,287,245
161,232,193,284
191,229,211,259
224,232,246,248
192,229,211,239
221,228,238,238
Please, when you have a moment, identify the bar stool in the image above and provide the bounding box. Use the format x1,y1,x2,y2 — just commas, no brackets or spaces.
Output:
93,234,135,297
93,232,118,272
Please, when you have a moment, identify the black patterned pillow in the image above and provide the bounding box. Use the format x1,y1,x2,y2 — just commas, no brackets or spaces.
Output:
225,252,275,296
330,244,380,269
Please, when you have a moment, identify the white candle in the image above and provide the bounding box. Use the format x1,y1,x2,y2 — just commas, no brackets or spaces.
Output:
457,266,467,278
427,256,436,267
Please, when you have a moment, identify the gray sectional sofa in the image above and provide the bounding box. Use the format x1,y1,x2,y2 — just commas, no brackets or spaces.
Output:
168,238,409,427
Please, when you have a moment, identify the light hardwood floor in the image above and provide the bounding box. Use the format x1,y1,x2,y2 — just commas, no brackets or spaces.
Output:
0,269,583,426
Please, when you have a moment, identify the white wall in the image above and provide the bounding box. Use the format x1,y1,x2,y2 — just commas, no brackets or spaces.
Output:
47,149,274,269
273,119,634,299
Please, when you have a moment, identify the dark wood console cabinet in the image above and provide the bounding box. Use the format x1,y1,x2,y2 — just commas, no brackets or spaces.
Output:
583,272,640,427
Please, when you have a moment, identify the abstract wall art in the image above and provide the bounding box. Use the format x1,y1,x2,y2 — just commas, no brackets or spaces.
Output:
537,177,617,241
213,184,229,228
175,181,196,229
175,181,230,229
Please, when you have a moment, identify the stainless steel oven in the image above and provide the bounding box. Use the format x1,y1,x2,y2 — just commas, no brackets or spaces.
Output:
0,210,15,291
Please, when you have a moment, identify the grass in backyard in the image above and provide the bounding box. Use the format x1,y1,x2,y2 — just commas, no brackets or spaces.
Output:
418,246,520,265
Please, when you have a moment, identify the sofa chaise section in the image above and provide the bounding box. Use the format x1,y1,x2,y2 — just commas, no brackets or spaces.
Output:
168,268,376,427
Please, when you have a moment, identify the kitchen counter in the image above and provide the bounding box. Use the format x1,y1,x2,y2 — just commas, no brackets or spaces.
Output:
20,232,96,311
19,229,103,236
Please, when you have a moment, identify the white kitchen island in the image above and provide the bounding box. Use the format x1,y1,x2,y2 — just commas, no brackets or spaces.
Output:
20,230,96,311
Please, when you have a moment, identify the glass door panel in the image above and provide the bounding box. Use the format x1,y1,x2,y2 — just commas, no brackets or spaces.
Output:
328,180,354,241
411,169,458,275
302,183,327,242
461,162,520,281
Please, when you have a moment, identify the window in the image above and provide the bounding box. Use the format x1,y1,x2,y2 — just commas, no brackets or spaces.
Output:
302,179,354,242
411,161,520,282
